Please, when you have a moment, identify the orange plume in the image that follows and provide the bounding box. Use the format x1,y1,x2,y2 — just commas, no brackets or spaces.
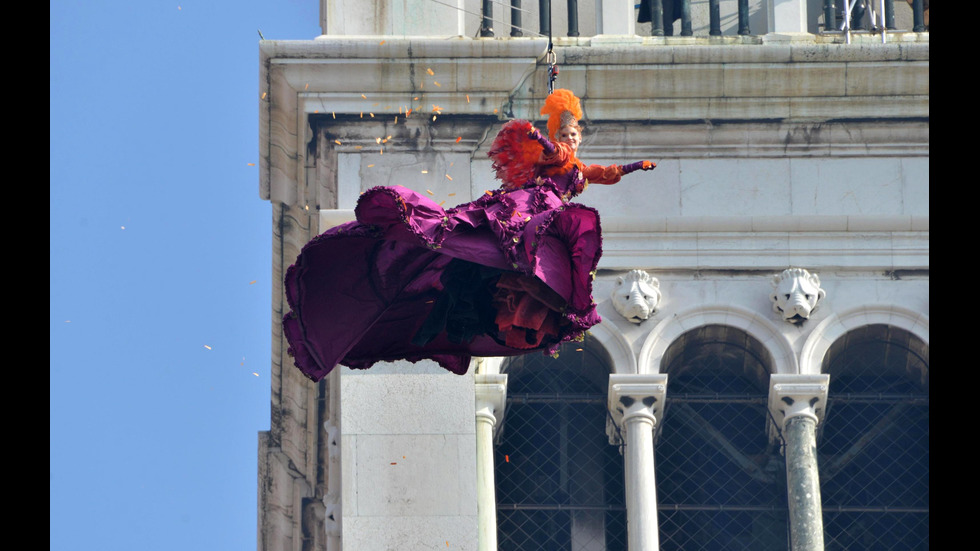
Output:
540,89,583,141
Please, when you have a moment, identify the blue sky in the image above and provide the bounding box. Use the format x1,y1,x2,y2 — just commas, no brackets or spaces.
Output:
51,2,320,548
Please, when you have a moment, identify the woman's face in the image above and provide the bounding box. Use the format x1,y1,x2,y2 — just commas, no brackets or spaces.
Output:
557,125,581,154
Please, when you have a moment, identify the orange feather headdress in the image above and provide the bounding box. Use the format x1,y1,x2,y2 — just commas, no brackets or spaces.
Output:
540,89,583,141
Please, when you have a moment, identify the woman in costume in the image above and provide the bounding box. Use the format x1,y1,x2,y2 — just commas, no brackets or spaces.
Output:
283,89,655,381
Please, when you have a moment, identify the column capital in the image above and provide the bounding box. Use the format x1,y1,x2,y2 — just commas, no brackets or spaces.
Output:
768,374,830,431
607,373,668,444
475,373,508,438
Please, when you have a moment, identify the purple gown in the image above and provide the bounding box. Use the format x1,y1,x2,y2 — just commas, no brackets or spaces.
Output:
282,154,603,382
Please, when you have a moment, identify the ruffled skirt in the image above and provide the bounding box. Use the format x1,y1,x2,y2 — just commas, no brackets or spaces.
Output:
282,182,602,381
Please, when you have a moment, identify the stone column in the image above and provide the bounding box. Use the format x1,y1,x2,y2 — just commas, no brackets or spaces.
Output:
596,0,637,35
768,0,808,33
608,374,668,551
768,374,830,551
474,373,508,551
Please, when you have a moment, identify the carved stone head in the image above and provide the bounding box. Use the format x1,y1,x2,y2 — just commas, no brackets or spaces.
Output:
770,268,826,324
612,269,661,324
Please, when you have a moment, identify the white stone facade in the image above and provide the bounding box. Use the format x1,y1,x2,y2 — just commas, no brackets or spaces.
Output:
258,2,927,550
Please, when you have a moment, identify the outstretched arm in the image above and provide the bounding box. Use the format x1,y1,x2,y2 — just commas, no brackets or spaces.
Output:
620,160,656,174
584,160,656,186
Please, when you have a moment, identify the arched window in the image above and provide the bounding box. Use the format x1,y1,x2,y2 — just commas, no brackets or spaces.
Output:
494,336,627,550
819,324,929,550
655,324,789,550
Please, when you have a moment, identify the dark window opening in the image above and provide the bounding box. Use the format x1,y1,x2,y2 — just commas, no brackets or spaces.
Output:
495,337,626,550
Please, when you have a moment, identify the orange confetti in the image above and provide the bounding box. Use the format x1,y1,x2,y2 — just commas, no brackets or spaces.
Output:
261,92,267,99
249,280,257,285
367,164,375,167
390,462,397,465
466,94,470,103
369,113,374,117
455,136,462,143
379,40,386,45
439,200,446,206
394,116,398,124
304,83,309,90
493,108,499,113
332,111,336,119
446,174,453,181
247,162,255,166
426,68,435,76
448,193,456,197
361,94,367,99
505,454,510,462
433,81,441,87
485,190,493,196
334,140,342,145
426,189,434,195
204,345,212,350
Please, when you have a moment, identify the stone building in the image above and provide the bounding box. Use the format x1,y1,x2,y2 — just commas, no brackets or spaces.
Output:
257,1,928,549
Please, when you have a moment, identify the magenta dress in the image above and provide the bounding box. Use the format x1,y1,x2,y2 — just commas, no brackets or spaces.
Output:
282,125,604,381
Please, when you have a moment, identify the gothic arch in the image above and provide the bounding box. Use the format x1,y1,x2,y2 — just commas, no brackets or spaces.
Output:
588,320,637,375
638,305,797,375
800,305,929,375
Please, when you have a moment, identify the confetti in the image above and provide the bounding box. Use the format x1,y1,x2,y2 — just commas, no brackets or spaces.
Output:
361,94,367,99
421,170,429,174
261,92,267,99
334,140,342,145
493,108,499,113
247,162,255,166
394,116,398,124
367,164,375,167
439,200,446,206
426,68,435,76
120,226,125,230
426,189,434,195
445,174,453,181
249,280,257,285
455,136,462,143
390,462,397,465
448,193,456,197
505,454,510,462
466,94,470,103
433,115,437,121
433,81,441,87
305,83,309,90
379,40,386,45
253,372,260,377
369,113,374,117
332,111,336,119
204,345,212,350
